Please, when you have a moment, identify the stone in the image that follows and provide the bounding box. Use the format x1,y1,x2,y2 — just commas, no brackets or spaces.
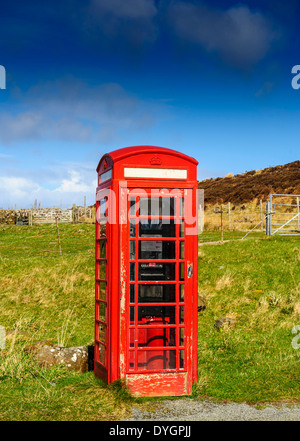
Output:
214,316,236,331
28,342,90,372
198,294,206,312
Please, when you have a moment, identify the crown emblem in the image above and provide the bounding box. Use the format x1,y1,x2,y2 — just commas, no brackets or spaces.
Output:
150,155,162,165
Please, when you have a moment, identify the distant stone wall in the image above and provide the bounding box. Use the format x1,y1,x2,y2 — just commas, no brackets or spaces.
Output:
0,206,95,225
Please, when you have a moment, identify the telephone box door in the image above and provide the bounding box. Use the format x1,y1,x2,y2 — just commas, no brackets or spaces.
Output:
120,188,197,396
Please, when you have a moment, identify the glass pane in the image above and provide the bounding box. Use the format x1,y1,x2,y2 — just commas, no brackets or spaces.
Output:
130,198,137,216
139,219,176,237
179,350,184,369
99,343,105,365
130,241,135,259
138,306,176,324
130,263,135,281
100,222,107,237
100,261,106,279
129,328,135,348
99,323,105,342
137,328,176,347
100,198,107,216
179,262,185,281
139,197,176,217
179,306,184,324
180,241,185,259
99,281,106,301
100,240,106,258
130,284,135,303
179,220,184,238
137,350,176,371
138,284,176,303
130,306,135,324
129,351,135,370
162,197,175,217
179,328,184,346
130,222,136,237
179,197,184,217
139,240,176,259
99,301,105,322
138,263,176,281
179,284,185,302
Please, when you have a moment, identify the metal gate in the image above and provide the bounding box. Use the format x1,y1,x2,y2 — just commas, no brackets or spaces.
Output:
266,194,300,236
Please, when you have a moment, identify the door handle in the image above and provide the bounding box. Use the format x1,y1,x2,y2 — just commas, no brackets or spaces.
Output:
187,265,193,278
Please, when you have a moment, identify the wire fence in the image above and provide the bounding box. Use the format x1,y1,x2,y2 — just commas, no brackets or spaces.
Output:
0,203,268,261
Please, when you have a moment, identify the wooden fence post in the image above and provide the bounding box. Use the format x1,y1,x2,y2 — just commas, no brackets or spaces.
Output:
55,217,62,256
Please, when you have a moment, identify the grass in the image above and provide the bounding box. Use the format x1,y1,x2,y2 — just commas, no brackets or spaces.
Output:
0,224,299,420
196,236,300,403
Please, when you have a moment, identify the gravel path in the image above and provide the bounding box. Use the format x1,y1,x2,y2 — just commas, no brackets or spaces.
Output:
125,398,300,421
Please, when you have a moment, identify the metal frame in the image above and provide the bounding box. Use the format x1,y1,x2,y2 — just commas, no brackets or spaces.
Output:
266,194,300,236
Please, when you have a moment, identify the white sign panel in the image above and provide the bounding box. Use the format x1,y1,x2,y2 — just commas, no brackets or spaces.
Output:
124,167,187,179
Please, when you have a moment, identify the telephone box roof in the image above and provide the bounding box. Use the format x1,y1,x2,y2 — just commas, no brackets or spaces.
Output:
96,145,198,172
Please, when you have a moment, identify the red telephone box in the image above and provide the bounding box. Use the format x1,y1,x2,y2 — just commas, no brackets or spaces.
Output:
95,146,198,396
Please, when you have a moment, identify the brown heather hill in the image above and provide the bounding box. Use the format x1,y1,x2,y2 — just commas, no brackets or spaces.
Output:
198,160,300,205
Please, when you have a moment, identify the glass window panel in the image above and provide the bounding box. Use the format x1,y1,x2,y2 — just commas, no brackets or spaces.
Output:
179,350,184,369
179,284,185,302
130,306,135,324
130,198,137,216
99,343,105,365
100,198,107,216
99,281,106,301
99,301,105,322
162,197,175,217
179,306,184,324
179,328,184,346
99,323,105,342
179,220,184,238
138,284,176,303
100,222,107,237
100,170,112,184
130,241,135,259
129,328,135,348
130,284,135,303
100,240,106,258
139,219,176,237
138,240,176,260
179,197,184,217
180,241,185,259
137,328,176,347
139,197,150,216
130,222,136,237
130,263,135,281
139,197,175,217
129,351,135,370
137,350,176,371
138,306,176,324
138,262,176,281
100,261,106,279
179,262,185,281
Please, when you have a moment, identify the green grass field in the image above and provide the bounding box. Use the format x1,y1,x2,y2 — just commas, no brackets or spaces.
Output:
0,224,299,420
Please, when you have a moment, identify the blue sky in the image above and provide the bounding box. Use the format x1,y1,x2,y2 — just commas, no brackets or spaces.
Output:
0,0,299,208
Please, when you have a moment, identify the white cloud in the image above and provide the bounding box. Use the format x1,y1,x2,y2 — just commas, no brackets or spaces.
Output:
0,166,97,209
0,79,158,145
